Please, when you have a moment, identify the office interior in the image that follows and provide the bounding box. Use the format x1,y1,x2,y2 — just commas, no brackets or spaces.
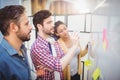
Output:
0,0,120,80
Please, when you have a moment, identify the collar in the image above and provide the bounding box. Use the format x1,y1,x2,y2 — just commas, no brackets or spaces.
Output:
1,38,25,56
37,35,49,45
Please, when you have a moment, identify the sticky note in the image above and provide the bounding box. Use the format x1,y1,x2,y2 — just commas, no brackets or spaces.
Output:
102,28,108,51
92,68,101,80
84,60,91,67
102,28,107,41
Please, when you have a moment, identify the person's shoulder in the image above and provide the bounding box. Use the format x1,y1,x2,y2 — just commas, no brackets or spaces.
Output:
0,44,4,53
31,38,47,51
0,44,6,60
0,42,9,54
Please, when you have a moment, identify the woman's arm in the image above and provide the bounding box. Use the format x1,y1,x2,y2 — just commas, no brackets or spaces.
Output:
79,43,88,57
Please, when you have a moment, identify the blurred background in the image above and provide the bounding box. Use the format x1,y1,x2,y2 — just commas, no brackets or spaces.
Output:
0,0,120,80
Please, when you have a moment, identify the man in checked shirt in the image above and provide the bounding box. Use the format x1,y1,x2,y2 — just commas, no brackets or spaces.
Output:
30,10,79,80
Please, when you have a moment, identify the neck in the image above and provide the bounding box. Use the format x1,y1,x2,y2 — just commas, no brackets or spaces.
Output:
4,35,22,55
38,31,51,40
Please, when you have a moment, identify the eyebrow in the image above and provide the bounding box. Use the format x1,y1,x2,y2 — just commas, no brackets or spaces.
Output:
47,20,53,24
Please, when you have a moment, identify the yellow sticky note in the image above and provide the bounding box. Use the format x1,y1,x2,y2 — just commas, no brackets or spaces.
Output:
92,68,100,80
84,60,91,67
103,40,106,51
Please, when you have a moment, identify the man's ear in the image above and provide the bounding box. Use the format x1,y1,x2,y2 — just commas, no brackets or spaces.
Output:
37,24,43,31
9,22,18,32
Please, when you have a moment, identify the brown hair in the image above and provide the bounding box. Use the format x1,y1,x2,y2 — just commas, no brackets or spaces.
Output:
0,5,25,36
54,21,66,39
33,10,52,32
54,21,65,33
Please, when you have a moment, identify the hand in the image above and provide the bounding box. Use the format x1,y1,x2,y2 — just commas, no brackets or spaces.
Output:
72,32,80,47
37,69,44,76
85,42,89,50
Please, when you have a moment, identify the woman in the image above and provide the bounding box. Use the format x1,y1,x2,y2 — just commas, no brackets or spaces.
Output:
54,21,88,80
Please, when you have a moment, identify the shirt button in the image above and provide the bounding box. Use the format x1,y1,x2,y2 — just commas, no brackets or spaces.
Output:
23,58,25,60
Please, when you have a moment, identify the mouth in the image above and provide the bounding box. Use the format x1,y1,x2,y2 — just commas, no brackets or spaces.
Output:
29,30,31,34
28,31,32,36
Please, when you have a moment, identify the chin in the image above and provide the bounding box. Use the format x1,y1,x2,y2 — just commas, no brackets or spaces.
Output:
23,37,30,42
64,35,69,38
27,37,31,41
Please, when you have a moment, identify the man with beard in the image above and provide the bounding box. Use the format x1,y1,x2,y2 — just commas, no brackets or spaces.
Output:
0,5,36,80
30,10,79,80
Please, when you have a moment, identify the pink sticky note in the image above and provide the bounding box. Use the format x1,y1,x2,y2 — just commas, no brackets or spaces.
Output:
102,28,108,51
102,28,107,41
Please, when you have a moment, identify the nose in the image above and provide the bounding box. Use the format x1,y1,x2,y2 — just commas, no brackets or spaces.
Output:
51,22,54,28
29,24,32,30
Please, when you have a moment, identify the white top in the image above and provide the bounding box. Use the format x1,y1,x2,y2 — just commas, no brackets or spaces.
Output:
70,47,80,76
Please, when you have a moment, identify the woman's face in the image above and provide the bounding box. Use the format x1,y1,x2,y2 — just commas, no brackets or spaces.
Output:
56,24,70,38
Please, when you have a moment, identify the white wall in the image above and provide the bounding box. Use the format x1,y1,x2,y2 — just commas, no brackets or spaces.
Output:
0,0,22,8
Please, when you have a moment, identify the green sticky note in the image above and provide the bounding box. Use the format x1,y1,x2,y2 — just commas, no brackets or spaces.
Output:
84,60,91,66
92,68,100,80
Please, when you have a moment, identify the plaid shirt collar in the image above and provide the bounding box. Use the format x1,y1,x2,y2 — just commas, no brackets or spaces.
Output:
37,35,48,45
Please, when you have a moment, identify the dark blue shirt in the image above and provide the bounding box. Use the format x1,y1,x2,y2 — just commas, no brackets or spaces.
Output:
0,38,31,80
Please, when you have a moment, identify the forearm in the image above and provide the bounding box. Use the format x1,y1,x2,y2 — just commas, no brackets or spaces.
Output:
60,44,77,70
80,49,88,57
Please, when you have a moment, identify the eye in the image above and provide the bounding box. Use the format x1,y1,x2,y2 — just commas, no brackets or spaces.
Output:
25,21,29,26
59,30,64,33
47,21,52,24
64,27,67,30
